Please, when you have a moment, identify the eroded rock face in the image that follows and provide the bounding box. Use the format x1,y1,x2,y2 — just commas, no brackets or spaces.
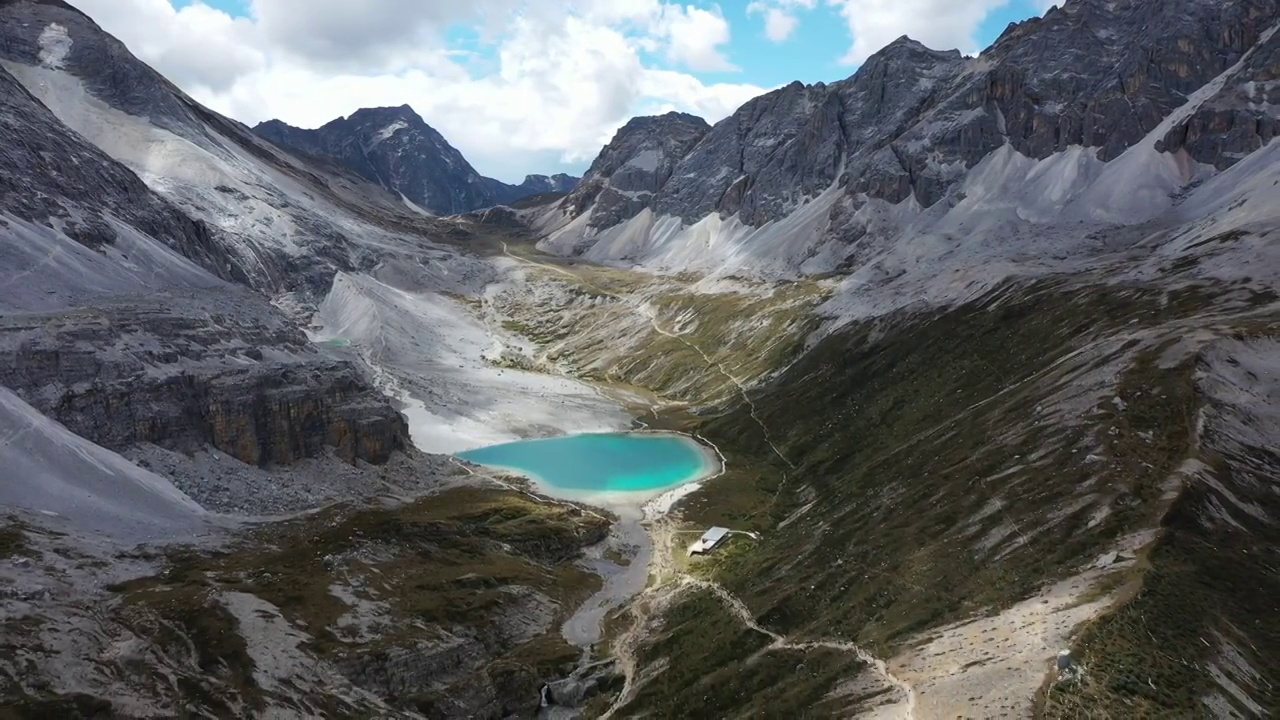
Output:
1158,20,1280,169
517,173,579,195
0,61,243,284
0,292,408,467
560,111,711,229
563,0,1280,230
255,109,580,215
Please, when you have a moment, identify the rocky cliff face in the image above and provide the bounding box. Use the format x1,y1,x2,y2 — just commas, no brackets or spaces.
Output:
517,173,579,195
256,108,578,215
0,60,244,290
559,111,710,230
0,2,411,471
546,0,1280,249
1156,17,1280,169
0,292,408,467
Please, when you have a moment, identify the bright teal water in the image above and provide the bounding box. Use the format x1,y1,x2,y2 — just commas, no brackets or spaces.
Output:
456,432,714,493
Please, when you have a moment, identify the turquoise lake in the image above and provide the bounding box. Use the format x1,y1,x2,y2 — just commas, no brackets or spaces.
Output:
456,432,718,495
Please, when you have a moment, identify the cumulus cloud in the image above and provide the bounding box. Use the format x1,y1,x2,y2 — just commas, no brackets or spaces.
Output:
746,0,816,43
828,0,1014,64
653,5,737,71
69,0,765,181
747,0,1017,63
74,0,264,92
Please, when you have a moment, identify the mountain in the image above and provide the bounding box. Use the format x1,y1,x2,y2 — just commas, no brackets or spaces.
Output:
255,108,579,214
517,172,579,195
0,0,617,714
1,0,1279,717
535,0,1280,278
559,111,710,232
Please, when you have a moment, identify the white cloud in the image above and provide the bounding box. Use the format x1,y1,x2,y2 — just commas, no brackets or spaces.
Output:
746,0,816,43
653,5,737,71
72,0,265,92
826,0,1014,64
68,0,765,181
747,0,1018,63
763,9,799,42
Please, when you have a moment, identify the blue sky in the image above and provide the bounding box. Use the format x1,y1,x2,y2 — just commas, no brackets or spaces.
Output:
110,0,1054,181
175,0,1048,88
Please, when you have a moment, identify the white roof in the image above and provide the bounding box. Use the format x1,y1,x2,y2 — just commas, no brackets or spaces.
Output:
700,526,730,544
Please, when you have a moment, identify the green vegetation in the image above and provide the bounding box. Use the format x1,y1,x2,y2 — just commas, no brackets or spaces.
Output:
114,583,263,716
608,279,1275,715
0,519,30,559
1043,333,1280,718
494,263,829,407
109,487,608,715
621,589,876,717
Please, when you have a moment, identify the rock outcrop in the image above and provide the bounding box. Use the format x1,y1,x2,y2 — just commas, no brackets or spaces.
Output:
0,14,411,471
0,291,408,467
1157,20,1280,169
559,111,710,229
0,61,244,288
516,173,579,195
256,108,578,214
552,0,1280,236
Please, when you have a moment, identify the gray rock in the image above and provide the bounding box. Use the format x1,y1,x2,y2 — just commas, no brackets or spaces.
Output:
557,111,710,230
563,0,1280,235
255,107,579,215
518,173,580,195
0,290,410,468
1157,18,1280,169
0,59,244,288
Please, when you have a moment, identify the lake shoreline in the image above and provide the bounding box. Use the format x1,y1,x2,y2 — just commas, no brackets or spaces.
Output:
455,430,723,512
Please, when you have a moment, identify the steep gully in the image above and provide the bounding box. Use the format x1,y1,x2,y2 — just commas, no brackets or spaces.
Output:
496,243,917,717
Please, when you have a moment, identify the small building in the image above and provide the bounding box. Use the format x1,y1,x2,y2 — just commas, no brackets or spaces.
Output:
1057,649,1074,671
688,526,731,556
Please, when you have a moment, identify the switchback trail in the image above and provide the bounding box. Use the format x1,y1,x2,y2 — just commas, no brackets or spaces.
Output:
599,523,916,719
494,246,909,716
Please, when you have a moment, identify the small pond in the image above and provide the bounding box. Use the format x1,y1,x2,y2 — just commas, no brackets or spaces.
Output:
455,432,720,503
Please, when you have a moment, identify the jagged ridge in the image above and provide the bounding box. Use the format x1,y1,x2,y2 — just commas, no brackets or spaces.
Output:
255,107,579,215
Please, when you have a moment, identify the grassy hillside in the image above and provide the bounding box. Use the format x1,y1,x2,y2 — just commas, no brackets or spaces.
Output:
610,279,1278,717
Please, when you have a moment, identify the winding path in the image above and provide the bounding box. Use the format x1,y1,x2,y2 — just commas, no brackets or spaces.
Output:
497,244,913,717
498,242,793,469
599,522,917,719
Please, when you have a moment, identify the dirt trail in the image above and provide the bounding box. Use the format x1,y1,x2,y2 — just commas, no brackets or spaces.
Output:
600,522,916,719
498,246,911,717
499,243,793,469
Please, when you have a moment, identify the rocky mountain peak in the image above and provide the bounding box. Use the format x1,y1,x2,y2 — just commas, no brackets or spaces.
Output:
875,34,963,61
615,110,709,133
519,173,579,194
254,106,573,214
559,111,711,228
538,0,1280,266
342,103,427,131
583,111,709,178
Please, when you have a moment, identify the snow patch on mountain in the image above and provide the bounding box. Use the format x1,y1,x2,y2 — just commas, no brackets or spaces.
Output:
36,23,70,69
373,120,408,144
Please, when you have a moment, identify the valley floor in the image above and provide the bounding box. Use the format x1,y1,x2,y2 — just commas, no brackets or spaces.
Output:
3,226,1276,719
